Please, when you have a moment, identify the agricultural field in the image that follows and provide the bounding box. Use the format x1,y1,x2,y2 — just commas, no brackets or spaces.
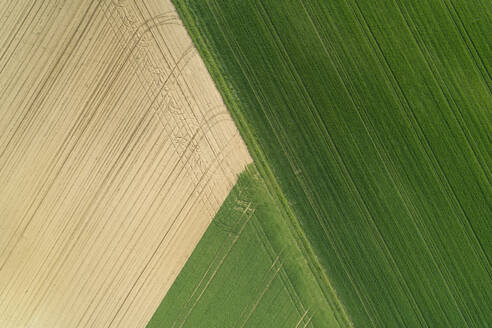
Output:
170,0,492,327
0,0,250,327
1,0,490,326
148,165,352,328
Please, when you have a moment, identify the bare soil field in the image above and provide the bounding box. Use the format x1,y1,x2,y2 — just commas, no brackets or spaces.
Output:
0,0,251,327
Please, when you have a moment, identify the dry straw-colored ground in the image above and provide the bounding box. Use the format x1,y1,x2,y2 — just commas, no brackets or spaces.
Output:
0,0,251,326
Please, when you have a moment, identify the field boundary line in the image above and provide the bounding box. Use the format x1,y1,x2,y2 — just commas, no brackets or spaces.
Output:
172,2,352,326
250,212,313,327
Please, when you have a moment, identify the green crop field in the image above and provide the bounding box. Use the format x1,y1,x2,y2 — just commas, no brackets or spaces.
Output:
148,166,351,328
152,0,491,327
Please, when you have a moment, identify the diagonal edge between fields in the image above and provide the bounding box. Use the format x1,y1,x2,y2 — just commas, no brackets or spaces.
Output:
171,2,353,327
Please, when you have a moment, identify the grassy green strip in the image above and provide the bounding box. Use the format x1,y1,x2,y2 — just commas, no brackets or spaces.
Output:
148,165,349,328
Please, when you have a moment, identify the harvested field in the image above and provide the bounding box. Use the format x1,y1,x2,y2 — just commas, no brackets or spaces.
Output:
0,0,250,327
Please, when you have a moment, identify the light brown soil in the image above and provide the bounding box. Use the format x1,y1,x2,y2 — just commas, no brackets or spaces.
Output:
0,0,251,327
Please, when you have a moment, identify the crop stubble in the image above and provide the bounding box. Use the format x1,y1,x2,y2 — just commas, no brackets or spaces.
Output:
0,0,251,327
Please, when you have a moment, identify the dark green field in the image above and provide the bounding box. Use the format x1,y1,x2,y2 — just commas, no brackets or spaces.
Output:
154,0,491,327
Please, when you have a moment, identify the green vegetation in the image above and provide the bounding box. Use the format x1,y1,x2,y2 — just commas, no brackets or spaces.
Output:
168,0,491,327
147,166,350,328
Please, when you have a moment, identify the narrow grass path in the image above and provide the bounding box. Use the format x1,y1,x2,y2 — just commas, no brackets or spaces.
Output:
148,165,351,328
